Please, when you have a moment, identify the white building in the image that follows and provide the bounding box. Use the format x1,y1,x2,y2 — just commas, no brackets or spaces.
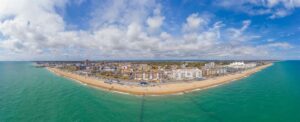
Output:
204,62,215,69
169,68,202,80
101,66,117,72
245,63,257,68
202,67,227,77
134,71,163,81
228,62,257,69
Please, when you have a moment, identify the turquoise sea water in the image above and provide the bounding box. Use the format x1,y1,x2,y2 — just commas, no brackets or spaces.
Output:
1,61,300,122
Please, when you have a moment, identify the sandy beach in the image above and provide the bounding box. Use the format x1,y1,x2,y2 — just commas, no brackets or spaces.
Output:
47,64,272,95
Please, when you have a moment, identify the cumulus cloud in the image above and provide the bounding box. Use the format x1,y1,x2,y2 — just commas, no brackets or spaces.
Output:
0,0,294,60
0,0,70,54
146,7,165,32
182,13,208,32
89,0,156,28
147,16,164,30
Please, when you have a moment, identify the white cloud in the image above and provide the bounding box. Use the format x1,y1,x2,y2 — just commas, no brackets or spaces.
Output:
224,20,260,45
147,16,164,29
265,42,293,49
0,0,295,60
89,0,156,29
126,23,142,40
182,13,207,32
269,9,290,19
216,0,300,18
0,0,71,55
146,7,165,32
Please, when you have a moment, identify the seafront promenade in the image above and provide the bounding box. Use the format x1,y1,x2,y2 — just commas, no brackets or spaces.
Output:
47,63,272,95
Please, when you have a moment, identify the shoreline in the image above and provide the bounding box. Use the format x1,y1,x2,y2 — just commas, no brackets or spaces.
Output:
46,64,272,96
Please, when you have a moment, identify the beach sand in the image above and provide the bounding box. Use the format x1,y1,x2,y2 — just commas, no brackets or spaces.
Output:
47,64,272,95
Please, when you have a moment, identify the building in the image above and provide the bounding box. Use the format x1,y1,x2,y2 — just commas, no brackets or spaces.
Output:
227,62,245,69
202,62,227,77
245,63,257,69
84,59,90,66
168,68,202,80
136,64,151,71
202,67,227,77
204,62,215,69
101,66,117,72
134,71,163,82
119,63,132,73
75,63,86,70
227,62,257,69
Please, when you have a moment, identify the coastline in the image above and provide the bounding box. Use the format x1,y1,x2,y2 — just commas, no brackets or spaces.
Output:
46,64,272,96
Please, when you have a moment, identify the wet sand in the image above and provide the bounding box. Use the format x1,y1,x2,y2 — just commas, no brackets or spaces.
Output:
47,64,272,95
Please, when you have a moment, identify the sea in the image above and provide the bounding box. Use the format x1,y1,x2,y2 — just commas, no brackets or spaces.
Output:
0,61,300,122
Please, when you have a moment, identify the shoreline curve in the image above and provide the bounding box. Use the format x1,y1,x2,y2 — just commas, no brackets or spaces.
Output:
46,64,272,96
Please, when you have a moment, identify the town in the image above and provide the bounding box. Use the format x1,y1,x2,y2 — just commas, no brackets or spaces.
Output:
35,60,270,86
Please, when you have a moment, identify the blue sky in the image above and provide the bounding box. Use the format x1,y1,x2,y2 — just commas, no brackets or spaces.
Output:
0,0,300,60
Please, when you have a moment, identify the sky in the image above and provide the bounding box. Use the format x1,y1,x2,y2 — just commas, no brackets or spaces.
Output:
0,0,300,61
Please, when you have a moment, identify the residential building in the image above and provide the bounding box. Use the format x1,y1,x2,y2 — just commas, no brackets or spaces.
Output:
101,66,117,72
204,62,215,69
202,67,227,77
228,62,257,69
134,71,163,82
168,68,202,80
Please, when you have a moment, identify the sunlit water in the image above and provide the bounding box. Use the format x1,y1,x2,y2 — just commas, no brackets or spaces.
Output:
1,61,300,122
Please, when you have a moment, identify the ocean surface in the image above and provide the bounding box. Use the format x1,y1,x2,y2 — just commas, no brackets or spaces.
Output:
1,61,300,122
